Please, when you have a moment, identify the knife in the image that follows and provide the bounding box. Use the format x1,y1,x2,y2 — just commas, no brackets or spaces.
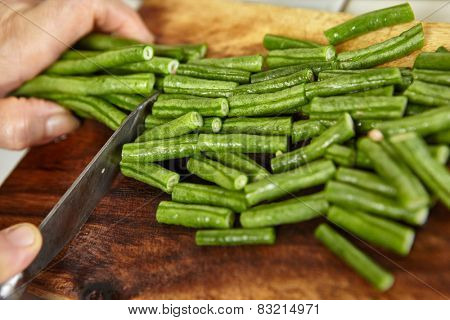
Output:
0,92,159,300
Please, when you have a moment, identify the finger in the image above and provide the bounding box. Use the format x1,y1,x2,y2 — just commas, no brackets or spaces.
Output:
0,97,79,150
93,0,154,43
0,0,152,94
0,223,42,283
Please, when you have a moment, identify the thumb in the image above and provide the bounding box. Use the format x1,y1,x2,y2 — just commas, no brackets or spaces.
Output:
0,97,80,150
0,223,42,283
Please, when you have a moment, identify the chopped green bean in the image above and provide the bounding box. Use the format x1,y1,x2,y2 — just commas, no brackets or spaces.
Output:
221,117,292,135
245,159,336,206
187,155,248,190
315,224,394,291
268,46,336,62
152,97,229,118
163,75,238,97
263,34,322,50
176,64,251,83
325,144,356,167
404,81,450,106
120,162,179,193
241,192,327,228
198,134,288,154
172,182,248,212
414,52,450,71
102,94,145,111
189,55,263,72
324,3,414,45
412,69,450,86
271,113,354,172
156,201,234,229
196,228,276,246
109,57,179,75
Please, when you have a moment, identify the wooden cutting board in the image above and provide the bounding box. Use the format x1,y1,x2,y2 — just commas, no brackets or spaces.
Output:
0,0,449,299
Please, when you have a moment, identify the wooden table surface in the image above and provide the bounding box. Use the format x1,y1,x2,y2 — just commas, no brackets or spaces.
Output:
0,0,449,299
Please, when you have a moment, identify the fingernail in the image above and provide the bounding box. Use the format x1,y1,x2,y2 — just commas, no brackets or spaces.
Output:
45,114,79,138
5,224,36,247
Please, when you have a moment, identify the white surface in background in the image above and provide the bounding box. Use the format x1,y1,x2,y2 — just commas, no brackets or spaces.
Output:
0,0,448,187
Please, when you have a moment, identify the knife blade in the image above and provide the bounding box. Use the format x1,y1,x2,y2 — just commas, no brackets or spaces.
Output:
0,92,159,299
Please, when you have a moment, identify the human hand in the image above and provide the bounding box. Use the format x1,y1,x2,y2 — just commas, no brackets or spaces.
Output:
0,0,153,284
0,0,153,150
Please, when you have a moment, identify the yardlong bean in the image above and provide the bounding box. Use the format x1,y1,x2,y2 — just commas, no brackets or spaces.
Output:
156,201,234,229
189,55,264,72
198,134,288,154
327,206,415,256
245,159,336,206
324,3,414,45
271,114,354,172
109,57,179,75
176,64,251,83
221,117,292,135
163,75,238,97
187,155,248,190
268,46,336,62
204,152,269,182
390,133,450,208
152,97,229,118
196,228,276,246
263,34,322,50
120,162,180,193
241,192,327,228
315,224,394,291
172,183,248,212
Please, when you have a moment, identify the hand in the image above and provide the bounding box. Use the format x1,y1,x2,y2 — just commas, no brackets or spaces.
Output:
0,0,153,283
0,0,153,150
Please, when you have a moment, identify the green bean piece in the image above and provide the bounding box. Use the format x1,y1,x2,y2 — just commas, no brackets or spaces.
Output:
291,120,333,143
317,69,367,80
355,149,373,169
221,117,292,135
346,86,394,97
204,152,269,182
136,112,203,142
365,106,450,136
173,43,208,61
121,134,199,163
429,145,450,165
172,183,248,212
325,144,356,167
189,55,263,72
412,69,450,86
265,58,338,72
120,162,180,193
324,3,414,45
241,192,327,228
152,97,229,118
358,138,429,210
428,130,450,145
77,33,139,50
156,93,200,101
232,69,313,95
195,228,276,246
144,117,222,133
268,46,336,62
187,155,248,190
228,84,306,117
390,133,450,208
325,181,428,226
328,206,414,256
102,94,145,111
315,224,394,291
163,75,238,98
436,46,448,53
337,24,424,69
405,103,430,116
46,45,153,75
251,64,314,83
310,96,407,114
404,81,450,106
310,108,404,120
263,34,322,50
305,68,402,99
60,50,100,60
109,57,179,75
14,74,155,96
335,167,397,198
197,133,288,154
50,95,126,130
245,159,336,206
271,114,354,172
156,201,234,229
414,52,450,71
176,64,251,84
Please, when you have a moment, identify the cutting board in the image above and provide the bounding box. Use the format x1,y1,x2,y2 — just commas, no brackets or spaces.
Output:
0,0,449,299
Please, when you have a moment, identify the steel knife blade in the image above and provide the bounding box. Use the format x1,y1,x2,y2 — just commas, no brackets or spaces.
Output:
0,92,159,299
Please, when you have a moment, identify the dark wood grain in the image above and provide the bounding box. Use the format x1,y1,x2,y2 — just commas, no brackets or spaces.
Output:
0,0,449,299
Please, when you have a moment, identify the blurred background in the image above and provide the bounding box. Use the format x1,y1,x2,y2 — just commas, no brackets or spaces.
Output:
1,0,449,186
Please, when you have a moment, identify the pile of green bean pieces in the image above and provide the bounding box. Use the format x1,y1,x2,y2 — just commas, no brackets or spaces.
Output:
14,3,450,291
